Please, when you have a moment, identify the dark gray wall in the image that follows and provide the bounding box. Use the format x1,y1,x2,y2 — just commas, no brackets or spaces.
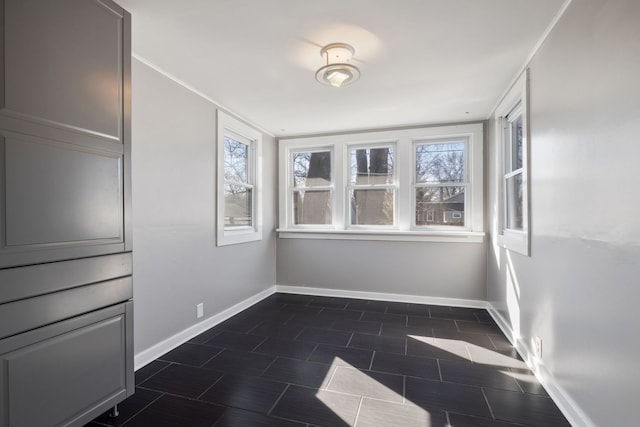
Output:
486,0,640,425
131,59,276,355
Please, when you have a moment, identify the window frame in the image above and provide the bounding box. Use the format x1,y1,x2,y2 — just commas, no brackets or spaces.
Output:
278,123,484,243
494,70,530,256
216,110,262,246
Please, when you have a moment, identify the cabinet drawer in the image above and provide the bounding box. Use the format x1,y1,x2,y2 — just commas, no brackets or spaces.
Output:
0,302,133,427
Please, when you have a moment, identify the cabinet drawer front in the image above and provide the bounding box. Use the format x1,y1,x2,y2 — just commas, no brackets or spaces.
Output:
0,303,132,427
0,276,132,340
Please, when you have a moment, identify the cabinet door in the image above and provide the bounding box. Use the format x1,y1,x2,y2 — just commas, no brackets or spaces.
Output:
0,0,131,268
0,302,134,427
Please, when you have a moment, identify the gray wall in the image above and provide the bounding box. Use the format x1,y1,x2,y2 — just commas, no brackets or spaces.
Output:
486,1,640,425
131,59,276,355
277,239,487,301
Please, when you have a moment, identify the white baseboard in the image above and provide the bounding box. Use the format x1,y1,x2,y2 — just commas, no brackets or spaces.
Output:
134,286,276,370
275,284,488,309
487,303,595,427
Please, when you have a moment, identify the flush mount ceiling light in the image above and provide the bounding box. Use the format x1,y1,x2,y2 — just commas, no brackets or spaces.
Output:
315,42,360,88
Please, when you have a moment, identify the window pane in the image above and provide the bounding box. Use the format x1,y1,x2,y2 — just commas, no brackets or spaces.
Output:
293,190,332,225
224,136,248,183
510,115,523,171
350,147,394,185
224,184,252,227
415,142,465,183
415,186,465,226
292,151,331,187
506,174,523,230
351,189,394,225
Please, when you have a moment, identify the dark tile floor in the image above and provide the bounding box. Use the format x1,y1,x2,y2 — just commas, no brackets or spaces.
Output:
87,293,570,427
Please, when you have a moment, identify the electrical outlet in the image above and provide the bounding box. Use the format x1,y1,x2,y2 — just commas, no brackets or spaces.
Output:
196,303,204,319
534,336,542,359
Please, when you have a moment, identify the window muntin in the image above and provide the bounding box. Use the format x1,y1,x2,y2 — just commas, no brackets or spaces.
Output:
216,110,262,246
414,139,468,228
348,144,396,227
290,149,333,226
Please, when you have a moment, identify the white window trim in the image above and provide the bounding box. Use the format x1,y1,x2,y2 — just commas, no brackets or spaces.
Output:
495,70,530,256
278,123,484,243
216,110,262,246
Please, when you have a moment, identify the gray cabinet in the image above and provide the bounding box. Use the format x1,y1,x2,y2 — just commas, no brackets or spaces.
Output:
0,303,133,427
0,0,133,426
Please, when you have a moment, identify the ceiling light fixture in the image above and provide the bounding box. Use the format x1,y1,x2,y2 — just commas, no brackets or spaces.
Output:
315,43,360,88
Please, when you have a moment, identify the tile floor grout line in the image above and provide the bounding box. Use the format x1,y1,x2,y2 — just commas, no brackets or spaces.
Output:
480,386,497,420
346,331,355,347
197,347,225,369
444,410,452,426
305,343,320,361
293,326,306,340
136,360,173,386
437,359,444,381
352,396,365,427
245,319,266,334
267,383,291,416
465,342,474,363
195,373,224,401
259,355,280,377
118,392,166,427
402,375,407,404
369,351,376,371
249,336,269,353
323,364,341,390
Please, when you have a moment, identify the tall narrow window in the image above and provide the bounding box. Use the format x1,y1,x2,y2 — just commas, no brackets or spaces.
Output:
290,149,333,226
223,133,252,228
495,70,529,255
503,104,524,231
348,144,395,227
217,110,262,246
414,139,468,228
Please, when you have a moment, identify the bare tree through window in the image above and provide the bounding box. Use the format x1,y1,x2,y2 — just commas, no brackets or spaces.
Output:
350,147,394,225
415,142,466,226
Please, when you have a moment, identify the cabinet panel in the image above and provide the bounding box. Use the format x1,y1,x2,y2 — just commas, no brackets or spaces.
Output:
2,133,123,248
0,303,133,427
2,0,123,141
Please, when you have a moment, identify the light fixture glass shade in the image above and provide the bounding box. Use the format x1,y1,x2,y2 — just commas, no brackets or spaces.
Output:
316,43,360,88
316,63,360,87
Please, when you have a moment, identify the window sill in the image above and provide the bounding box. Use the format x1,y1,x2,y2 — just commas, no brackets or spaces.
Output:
277,229,485,243
497,230,530,256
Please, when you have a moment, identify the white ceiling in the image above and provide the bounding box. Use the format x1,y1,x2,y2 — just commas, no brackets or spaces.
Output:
118,0,566,136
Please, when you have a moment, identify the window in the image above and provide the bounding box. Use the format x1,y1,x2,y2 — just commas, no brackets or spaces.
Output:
348,144,396,227
216,110,262,246
495,71,530,255
278,123,484,242
291,149,333,226
414,139,467,228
